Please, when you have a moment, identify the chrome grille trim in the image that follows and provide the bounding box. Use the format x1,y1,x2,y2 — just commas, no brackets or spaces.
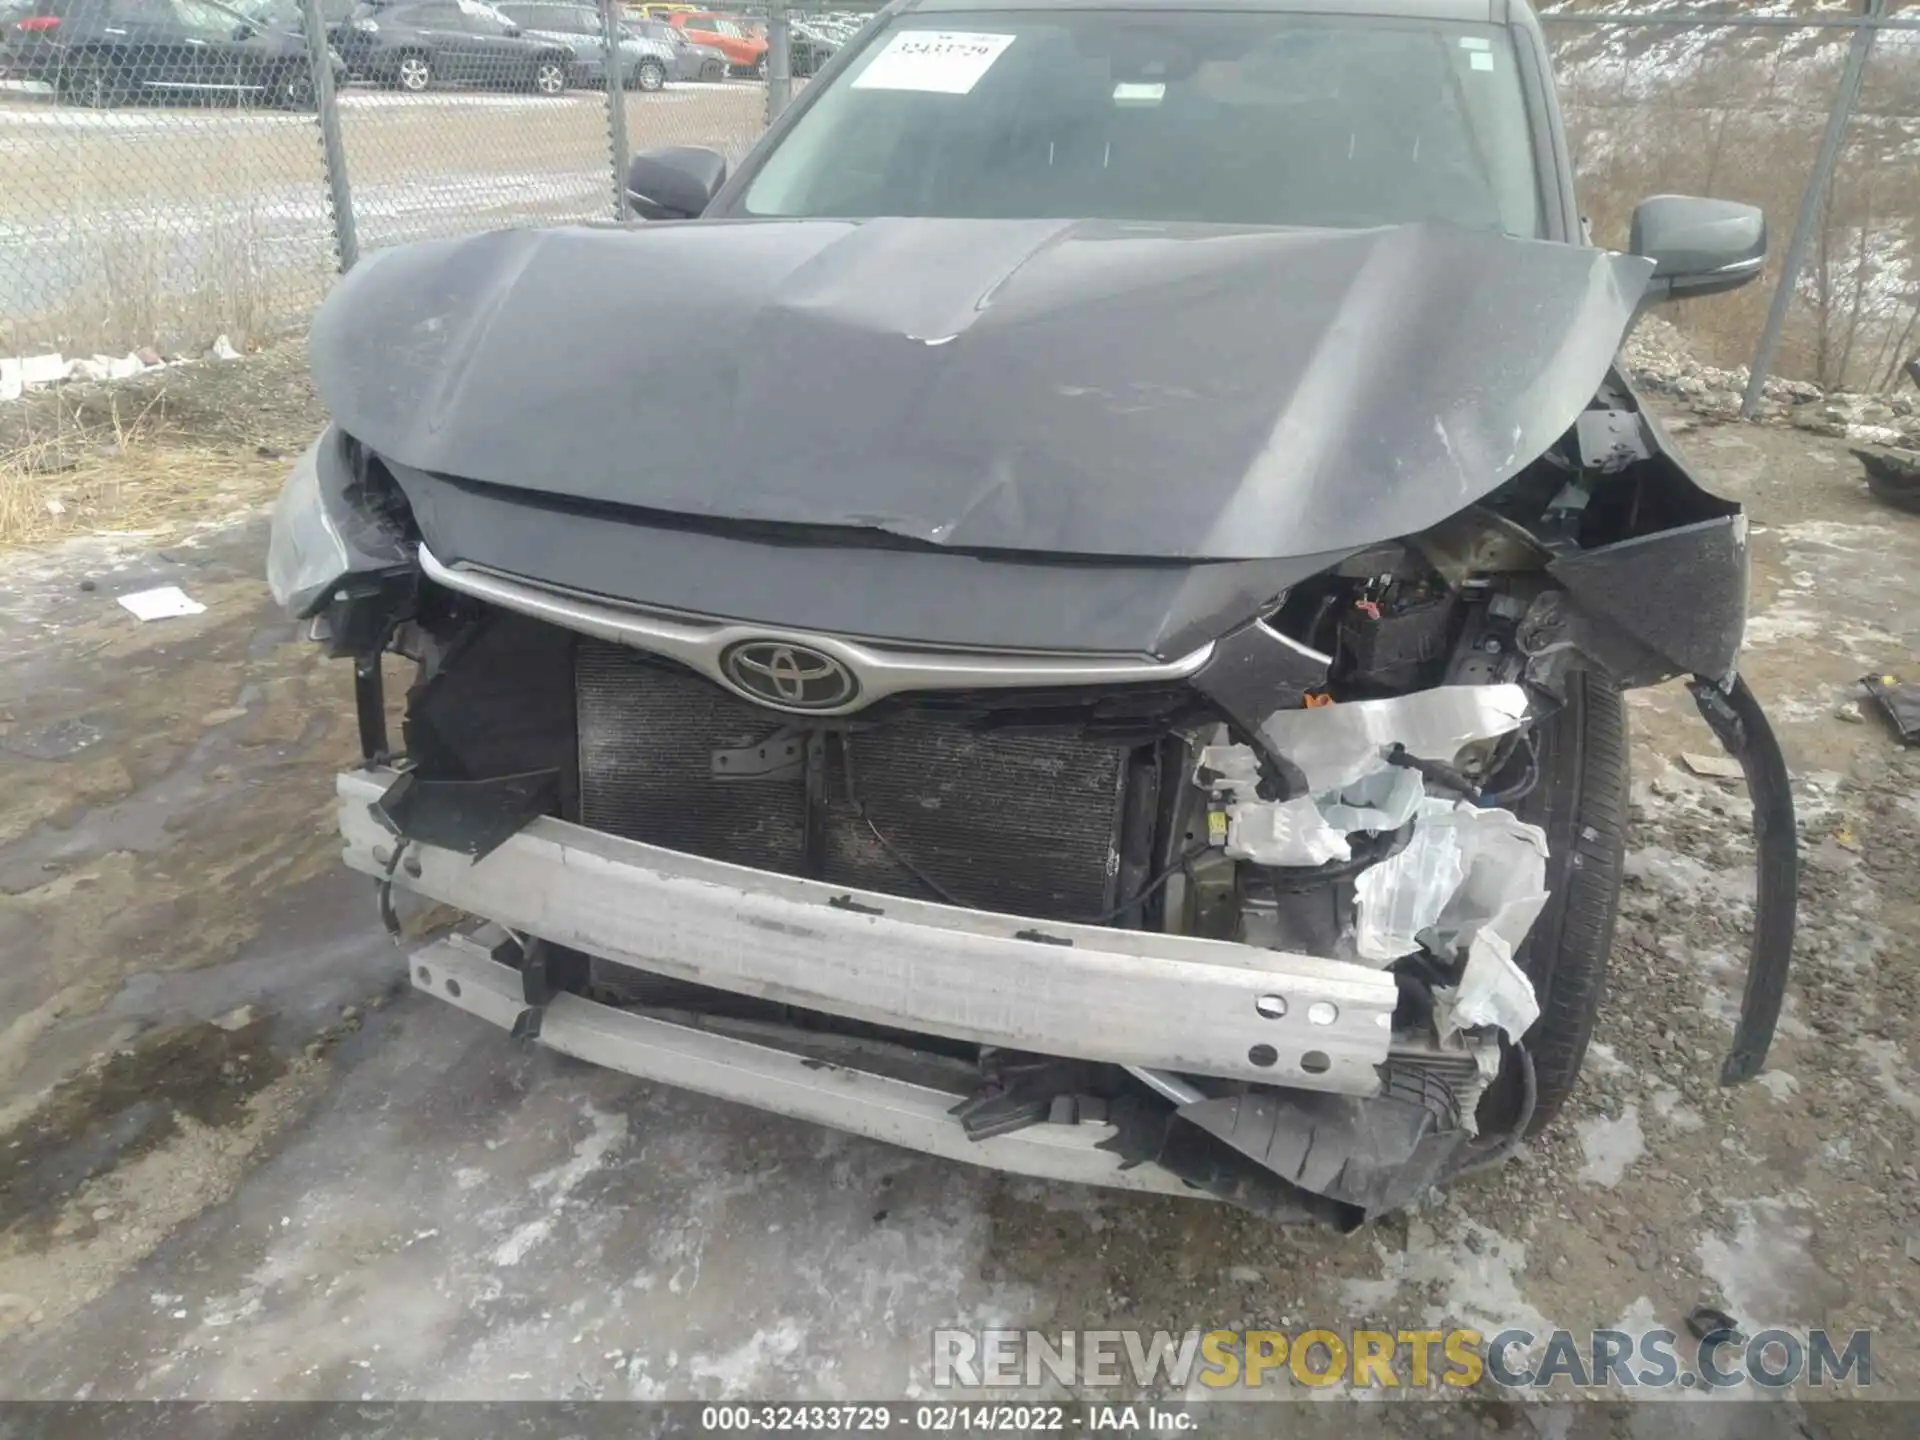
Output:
418,544,1215,716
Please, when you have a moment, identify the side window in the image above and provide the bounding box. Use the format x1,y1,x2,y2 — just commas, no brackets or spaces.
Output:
453,0,508,29
169,0,237,33
106,0,164,20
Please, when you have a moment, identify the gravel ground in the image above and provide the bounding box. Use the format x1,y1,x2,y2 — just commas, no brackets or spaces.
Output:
0,370,1915,1429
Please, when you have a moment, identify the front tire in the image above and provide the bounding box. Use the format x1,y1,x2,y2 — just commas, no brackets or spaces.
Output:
1476,669,1630,1137
392,52,432,92
530,55,568,95
631,58,665,92
59,54,125,109
273,63,317,109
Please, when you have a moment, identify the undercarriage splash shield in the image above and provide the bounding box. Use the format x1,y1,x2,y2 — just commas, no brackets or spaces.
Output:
1175,1062,1472,1222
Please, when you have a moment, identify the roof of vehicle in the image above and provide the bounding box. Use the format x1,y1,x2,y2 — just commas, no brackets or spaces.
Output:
904,0,1517,23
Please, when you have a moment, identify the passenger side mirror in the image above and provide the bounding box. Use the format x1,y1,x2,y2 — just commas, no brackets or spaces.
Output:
232,21,255,37
626,146,727,220
1630,195,1767,302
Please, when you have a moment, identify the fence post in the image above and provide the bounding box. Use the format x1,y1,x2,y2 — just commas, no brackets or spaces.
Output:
767,0,792,124
1740,0,1884,416
602,0,633,220
301,0,359,272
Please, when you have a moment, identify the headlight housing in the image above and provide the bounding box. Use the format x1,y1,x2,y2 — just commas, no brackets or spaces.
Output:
267,428,412,618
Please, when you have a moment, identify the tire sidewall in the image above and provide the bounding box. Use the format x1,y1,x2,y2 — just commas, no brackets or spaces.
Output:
62,55,117,108
278,64,316,109
1477,668,1630,1137
533,56,567,95
635,58,664,91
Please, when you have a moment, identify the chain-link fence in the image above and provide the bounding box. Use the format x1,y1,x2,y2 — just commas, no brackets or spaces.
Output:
0,0,780,371
1,0,1917,406
1543,5,1920,405
0,0,341,365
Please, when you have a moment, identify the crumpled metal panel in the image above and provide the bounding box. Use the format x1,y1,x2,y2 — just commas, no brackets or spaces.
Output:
309,216,1652,562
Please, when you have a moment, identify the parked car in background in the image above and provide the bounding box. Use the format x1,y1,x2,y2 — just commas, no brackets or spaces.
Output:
496,0,668,88
317,0,374,48
1,0,344,107
787,17,837,76
338,0,573,93
628,15,720,81
664,8,758,75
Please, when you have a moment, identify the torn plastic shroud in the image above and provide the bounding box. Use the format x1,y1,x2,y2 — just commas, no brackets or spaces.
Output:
309,216,1654,562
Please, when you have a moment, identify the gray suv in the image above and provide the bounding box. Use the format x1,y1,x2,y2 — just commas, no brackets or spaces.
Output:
496,0,672,88
273,0,1792,1229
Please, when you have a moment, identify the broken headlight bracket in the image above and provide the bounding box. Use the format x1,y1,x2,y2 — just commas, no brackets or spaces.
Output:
369,767,562,861
1188,619,1331,800
313,566,417,765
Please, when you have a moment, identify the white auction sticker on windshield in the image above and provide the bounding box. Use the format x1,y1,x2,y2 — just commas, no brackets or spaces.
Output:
852,31,1016,94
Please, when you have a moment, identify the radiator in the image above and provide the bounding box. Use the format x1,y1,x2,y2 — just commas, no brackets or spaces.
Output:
575,641,1131,922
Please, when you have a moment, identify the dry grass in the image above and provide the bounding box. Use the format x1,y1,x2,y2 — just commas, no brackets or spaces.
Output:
0,380,299,550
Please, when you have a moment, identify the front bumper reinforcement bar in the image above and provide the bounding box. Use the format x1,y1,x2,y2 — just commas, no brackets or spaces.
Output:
338,769,1397,1092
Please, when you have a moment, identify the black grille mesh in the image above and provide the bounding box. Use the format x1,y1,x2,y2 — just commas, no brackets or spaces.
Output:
575,641,1130,922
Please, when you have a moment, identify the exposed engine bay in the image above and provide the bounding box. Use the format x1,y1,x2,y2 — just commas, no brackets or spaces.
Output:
276,358,1797,1229
266,208,1802,1227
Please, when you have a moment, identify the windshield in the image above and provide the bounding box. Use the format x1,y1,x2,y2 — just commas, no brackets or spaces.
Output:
225,0,302,29
739,11,1542,236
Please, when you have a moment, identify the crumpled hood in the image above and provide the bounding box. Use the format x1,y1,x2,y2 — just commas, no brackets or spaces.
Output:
310,216,1653,561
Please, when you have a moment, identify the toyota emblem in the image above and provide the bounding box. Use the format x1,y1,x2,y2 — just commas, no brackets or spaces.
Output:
721,641,860,711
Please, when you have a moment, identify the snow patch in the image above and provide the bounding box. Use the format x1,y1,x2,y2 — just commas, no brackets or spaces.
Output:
1695,1196,1823,1333
1357,1217,1552,1339
1649,1086,1706,1133
490,1103,629,1268
688,1317,810,1399
1576,1106,1645,1188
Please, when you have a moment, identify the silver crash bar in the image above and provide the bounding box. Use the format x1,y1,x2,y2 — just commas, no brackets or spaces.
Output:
338,769,1395,1091
410,932,1202,1197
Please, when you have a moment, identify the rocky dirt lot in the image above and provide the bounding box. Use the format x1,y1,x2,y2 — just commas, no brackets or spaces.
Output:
0,354,1915,1434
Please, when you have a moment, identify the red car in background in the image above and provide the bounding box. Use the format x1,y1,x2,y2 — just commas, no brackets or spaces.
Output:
666,9,763,75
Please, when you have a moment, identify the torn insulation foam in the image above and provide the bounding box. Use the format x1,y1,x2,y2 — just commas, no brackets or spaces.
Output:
1257,683,1530,792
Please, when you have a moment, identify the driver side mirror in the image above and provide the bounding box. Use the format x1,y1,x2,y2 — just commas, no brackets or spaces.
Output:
1630,195,1767,302
503,22,520,34
626,146,727,221
232,21,255,38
